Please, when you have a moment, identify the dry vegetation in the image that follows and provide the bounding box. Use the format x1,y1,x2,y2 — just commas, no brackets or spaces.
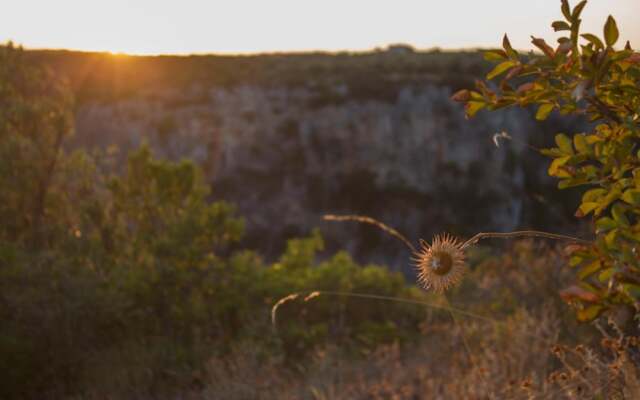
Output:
191,242,640,400
199,315,640,400
70,241,638,399
3,2,640,398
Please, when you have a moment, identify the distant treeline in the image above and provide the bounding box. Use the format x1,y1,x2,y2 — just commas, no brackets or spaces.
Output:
25,48,488,103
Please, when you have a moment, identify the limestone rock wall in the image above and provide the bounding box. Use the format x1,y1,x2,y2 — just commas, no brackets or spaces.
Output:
72,82,584,269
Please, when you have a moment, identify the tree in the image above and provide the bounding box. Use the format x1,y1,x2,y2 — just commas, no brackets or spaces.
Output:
0,42,77,248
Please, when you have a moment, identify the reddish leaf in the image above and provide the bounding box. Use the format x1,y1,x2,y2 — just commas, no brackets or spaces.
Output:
560,285,600,303
503,34,518,59
627,53,640,64
531,36,556,59
505,65,524,80
563,244,588,255
516,82,535,94
450,89,470,102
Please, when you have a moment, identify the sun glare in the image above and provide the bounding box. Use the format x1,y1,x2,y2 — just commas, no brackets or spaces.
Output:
1,0,638,55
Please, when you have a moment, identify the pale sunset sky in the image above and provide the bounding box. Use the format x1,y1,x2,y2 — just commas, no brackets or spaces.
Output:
2,0,639,55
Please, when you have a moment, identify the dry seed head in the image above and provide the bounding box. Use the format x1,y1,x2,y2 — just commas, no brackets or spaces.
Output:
413,234,467,293
551,345,563,357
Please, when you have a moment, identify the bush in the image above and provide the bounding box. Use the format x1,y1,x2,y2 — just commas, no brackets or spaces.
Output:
0,43,429,399
455,0,640,325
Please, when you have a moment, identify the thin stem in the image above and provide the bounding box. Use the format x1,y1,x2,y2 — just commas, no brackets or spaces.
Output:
323,214,417,253
272,290,591,400
324,215,591,254
462,230,591,249
271,293,300,330
493,131,542,154
271,290,552,343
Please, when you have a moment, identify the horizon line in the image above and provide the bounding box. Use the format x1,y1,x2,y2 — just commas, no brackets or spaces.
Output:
5,41,500,58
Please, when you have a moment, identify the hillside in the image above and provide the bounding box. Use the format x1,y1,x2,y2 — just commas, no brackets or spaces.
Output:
31,48,588,268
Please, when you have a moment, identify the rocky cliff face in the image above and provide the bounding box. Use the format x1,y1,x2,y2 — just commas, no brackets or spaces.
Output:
64,52,586,269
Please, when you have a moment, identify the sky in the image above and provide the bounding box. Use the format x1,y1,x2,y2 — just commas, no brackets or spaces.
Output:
2,0,640,55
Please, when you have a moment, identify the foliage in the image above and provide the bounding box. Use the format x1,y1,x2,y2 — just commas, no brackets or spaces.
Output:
0,43,427,399
454,0,640,322
26,47,485,103
0,42,75,248
197,241,623,400
201,319,640,399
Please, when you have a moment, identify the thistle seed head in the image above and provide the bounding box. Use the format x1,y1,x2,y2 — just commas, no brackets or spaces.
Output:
413,234,467,293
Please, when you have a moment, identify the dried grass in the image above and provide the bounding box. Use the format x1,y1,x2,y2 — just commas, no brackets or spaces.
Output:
196,311,640,400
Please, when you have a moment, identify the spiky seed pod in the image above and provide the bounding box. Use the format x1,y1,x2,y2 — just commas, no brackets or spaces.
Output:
413,234,467,293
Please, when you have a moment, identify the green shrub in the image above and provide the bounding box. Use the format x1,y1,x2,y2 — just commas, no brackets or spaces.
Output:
455,0,640,323
0,43,429,398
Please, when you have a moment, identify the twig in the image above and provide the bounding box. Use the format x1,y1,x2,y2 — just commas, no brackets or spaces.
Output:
462,230,591,249
271,290,553,342
323,214,417,253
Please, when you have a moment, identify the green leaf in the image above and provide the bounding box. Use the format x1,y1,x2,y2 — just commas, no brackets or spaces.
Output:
595,217,616,233
595,188,622,216
622,189,640,205
555,133,574,155
570,255,584,267
579,260,602,280
484,50,507,62
583,188,606,203
611,203,630,226
581,33,604,49
486,60,517,80
573,134,589,153
552,21,571,32
576,202,598,217
610,49,633,62
577,305,604,322
559,178,588,189
536,103,554,120
540,148,564,158
605,230,618,247
604,15,619,47
571,1,587,21
634,168,640,187
469,91,484,101
598,268,615,282
465,101,485,117
622,284,640,300
548,155,572,177
561,0,572,21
